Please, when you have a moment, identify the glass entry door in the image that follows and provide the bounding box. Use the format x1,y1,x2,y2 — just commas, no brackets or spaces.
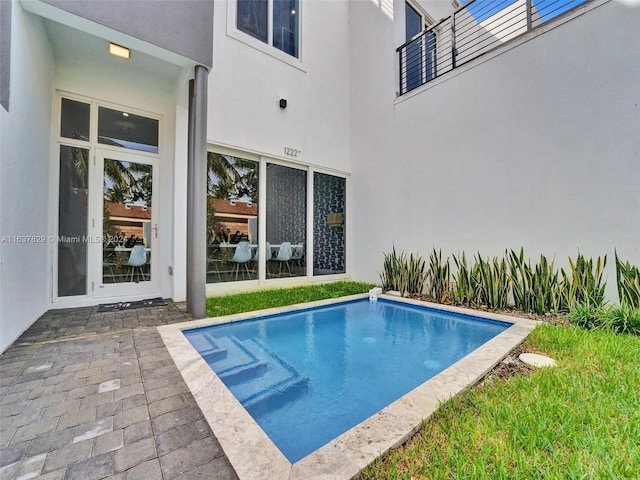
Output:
92,149,158,297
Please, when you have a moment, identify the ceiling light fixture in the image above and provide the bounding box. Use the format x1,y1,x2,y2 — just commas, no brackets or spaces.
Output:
109,43,130,59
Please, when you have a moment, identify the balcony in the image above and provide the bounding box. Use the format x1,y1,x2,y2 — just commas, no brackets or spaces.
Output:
397,0,590,95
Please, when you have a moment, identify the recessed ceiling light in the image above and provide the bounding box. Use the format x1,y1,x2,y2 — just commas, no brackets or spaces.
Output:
109,43,130,59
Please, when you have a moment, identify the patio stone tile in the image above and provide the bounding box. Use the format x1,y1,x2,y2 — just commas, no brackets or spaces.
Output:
6,409,44,430
158,436,219,480
155,419,211,457
42,398,81,419
52,378,86,394
120,374,142,387
0,440,28,468
26,427,74,456
0,427,16,448
142,373,183,392
73,417,113,443
0,390,29,406
94,429,124,455
73,366,103,380
66,384,99,400
96,399,123,420
98,378,121,393
0,453,47,479
29,391,67,409
172,457,238,480
12,417,57,443
42,438,93,473
124,458,163,480
79,391,114,409
113,383,144,401
148,393,194,418
36,469,66,480
114,405,149,430
26,384,55,400
114,437,156,473
65,452,114,480
57,407,96,430
151,406,202,435
145,383,189,404
85,372,119,386
123,420,153,445
6,378,43,394
122,393,147,410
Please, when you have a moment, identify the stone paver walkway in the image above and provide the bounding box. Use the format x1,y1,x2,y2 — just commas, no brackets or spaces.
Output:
0,302,238,480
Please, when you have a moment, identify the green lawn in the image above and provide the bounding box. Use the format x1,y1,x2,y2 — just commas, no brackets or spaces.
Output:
205,281,374,317
362,324,640,479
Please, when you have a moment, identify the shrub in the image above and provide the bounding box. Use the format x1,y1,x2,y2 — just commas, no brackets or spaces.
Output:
609,304,640,336
615,250,640,308
426,248,451,303
380,247,426,296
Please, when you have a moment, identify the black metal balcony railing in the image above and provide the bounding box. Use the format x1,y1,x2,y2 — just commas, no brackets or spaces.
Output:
397,0,588,95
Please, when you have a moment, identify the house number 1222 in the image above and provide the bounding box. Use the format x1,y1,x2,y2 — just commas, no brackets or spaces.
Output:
284,147,301,158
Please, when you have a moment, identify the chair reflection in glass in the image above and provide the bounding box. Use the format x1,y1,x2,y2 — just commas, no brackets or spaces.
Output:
229,241,252,280
272,241,292,277
126,245,148,282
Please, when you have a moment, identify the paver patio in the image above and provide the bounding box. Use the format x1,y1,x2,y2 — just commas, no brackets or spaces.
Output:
0,301,238,480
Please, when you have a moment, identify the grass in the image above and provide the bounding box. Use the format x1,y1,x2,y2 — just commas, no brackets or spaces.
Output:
205,281,374,317
361,324,640,479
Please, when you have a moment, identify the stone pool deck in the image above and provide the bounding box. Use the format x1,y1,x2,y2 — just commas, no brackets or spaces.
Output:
0,302,237,480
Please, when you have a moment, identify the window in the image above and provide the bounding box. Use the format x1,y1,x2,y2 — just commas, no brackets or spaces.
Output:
237,0,299,58
404,2,436,91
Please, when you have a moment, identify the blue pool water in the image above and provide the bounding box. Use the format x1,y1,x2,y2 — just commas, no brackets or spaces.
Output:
184,299,510,463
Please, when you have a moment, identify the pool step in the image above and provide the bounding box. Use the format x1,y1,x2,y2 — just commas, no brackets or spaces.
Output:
187,332,227,363
225,338,308,413
191,333,309,414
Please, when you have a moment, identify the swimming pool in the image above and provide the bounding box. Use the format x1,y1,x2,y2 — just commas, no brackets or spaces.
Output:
159,294,536,479
184,298,509,462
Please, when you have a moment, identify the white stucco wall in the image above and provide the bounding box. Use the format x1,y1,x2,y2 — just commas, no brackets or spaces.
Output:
0,3,54,353
350,0,640,301
207,0,352,173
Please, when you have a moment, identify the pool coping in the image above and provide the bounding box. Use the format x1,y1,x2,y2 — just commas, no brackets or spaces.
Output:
157,294,538,480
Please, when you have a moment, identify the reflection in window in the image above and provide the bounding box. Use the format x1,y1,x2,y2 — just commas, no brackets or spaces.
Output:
98,106,159,154
237,0,268,43
273,0,299,58
102,159,153,284
58,146,89,296
60,98,90,142
237,0,299,58
266,163,306,278
313,173,346,276
206,153,259,283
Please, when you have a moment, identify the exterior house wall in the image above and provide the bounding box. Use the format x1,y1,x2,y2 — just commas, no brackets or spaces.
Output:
350,0,640,300
40,0,214,67
0,3,55,352
207,0,352,175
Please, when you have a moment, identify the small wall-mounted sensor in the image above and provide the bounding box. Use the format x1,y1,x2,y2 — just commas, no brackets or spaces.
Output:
279,98,287,109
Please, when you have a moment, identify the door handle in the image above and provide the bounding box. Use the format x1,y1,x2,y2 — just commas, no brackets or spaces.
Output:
153,224,158,239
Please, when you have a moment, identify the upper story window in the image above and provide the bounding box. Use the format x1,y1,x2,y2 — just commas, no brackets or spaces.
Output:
237,0,299,58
